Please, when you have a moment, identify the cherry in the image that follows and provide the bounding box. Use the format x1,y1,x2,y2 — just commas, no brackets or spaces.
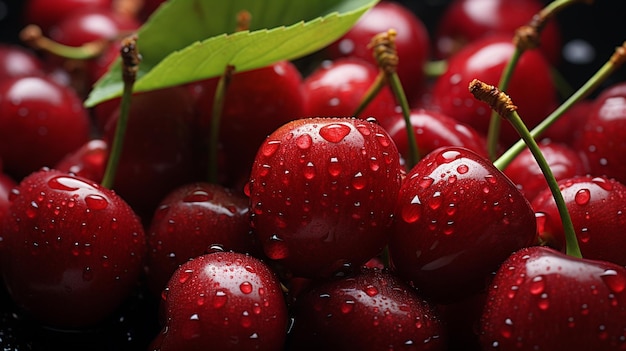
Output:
389,146,537,303
0,44,45,80
384,108,489,161
325,1,431,102
0,75,91,180
0,169,16,226
55,138,109,183
289,267,447,350
574,82,626,186
302,57,399,127
541,99,594,146
430,34,558,149
504,139,587,202
247,117,403,279
0,168,146,329
433,0,562,65
480,246,626,350
23,0,113,32
531,175,626,266
151,251,288,351
194,60,306,183
145,182,259,296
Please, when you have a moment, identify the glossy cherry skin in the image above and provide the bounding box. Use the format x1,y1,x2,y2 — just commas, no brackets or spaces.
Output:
384,108,488,161
430,34,558,149
389,146,537,303
247,117,403,279
289,268,447,350
0,44,44,80
55,138,109,183
151,252,288,351
503,140,587,202
434,0,562,65
23,0,112,32
145,182,259,296
480,246,626,350
0,75,91,180
542,99,594,146
0,171,16,225
194,60,306,183
325,1,431,102
303,57,398,127
0,168,146,329
531,175,626,266
575,82,626,186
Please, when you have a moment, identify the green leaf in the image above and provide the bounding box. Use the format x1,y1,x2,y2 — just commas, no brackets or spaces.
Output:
84,0,379,107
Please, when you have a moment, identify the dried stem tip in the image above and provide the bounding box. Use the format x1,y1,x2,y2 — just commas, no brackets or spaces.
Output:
236,10,252,32
120,35,141,84
611,41,626,66
368,28,399,75
468,79,517,119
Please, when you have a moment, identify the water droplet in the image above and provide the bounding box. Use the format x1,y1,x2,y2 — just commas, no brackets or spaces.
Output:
401,196,422,223
592,177,613,191
183,189,212,202
501,318,514,339
82,267,93,281
47,176,84,191
328,157,341,176
352,172,367,190
436,149,460,163
304,162,316,180
265,235,289,259
240,310,252,327
364,285,379,297
320,123,351,143
579,228,590,243
179,269,193,284
369,157,380,171
85,194,108,210
418,177,434,189
261,140,281,157
341,300,355,314
529,276,545,295
213,290,228,308
375,133,390,147
182,314,201,340
429,192,443,210
538,293,550,310
600,269,625,293
356,124,371,136
457,164,469,174
575,188,591,205
240,281,253,294
296,134,313,150
26,201,38,218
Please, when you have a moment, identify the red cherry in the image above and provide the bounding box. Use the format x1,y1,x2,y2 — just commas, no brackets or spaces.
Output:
574,82,626,185
434,0,562,65
55,138,109,182
247,117,404,278
302,57,399,127
389,146,536,302
480,246,626,350
542,99,594,146
23,0,113,32
290,268,447,350
152,252,288,351
504,140,587,202
145,182,259,296
531,175,626,266
384,108,488,161
326,1,431,102
430,34,558,149
0,168,146,328
0,170,16,226
0,75,91,180
0,44,45,80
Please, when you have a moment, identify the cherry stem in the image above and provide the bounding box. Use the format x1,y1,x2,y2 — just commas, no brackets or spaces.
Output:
424,59,447,78
353,72,385,117
101,35,140,190
20,24,114,60
493,40,626,170
470,79,582,258
208,65,235,184
485,0,592,160
368,28,420,168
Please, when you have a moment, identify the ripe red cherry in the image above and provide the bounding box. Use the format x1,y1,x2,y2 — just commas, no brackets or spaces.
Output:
247,117,403,278
0,75,91,180
532,175,626,266
325,1,431,102
430,34,558,149
23,0,112,32
151,251,288,351
389,146,536,303
0,44,44,80
302,57,398,127
0,168,146,329
55,138,109,183
384,108,488,160
503,140,587,202
290,268,447,350
574,82,626,186
145,182,258,296
480,246,626,350
0,169,16,225
434,0,562,64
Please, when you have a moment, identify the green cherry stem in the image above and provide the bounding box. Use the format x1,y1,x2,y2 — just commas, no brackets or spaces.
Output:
20,24,119,60
470,79,582,258
370,28,420,168
208,64,236,184
101,35,140,189
493,40,626,170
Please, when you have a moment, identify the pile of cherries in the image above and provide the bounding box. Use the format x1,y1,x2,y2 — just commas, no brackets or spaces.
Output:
1,0,626,350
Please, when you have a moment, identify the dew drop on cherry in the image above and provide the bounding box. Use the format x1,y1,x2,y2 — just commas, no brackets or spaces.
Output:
47,176,81,191
457,164,469,174
436,149,460,163
429,192,443,210
304,162,316,180
85,194,108,210
26,201,38,218
341,300,355,314
401,195,422,223
529,276,545,295
265,235,289,260
600,269,626,293
592,177,613,191
213,290,228,308
319,123,351,143
375,133,390,147
574,188,591,205
261,140,281,157
240,281,253,294
296,133,313,150
328,157,342,176
351,172,367,190
364,285,379,297
179,269,193,284
240,311,252,328
183,189,213,202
